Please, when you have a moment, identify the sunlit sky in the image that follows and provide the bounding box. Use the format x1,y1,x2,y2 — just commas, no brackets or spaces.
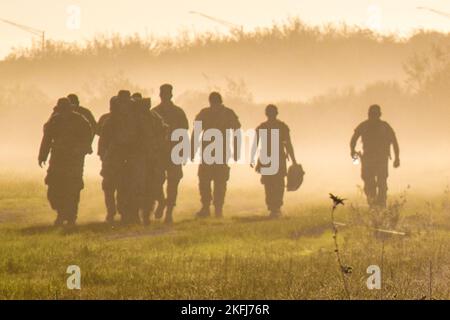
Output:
1,0,450,59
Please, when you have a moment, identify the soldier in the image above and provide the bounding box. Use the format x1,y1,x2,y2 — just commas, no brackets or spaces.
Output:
38,97,92,226
192,92,241,218
252,104,297,218
133,96,168,225
100,90,141,224
350,104,400,208
97,96,120,223
153,84,189,224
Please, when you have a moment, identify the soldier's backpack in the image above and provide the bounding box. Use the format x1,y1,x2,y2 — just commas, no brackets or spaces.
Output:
287,163,305,192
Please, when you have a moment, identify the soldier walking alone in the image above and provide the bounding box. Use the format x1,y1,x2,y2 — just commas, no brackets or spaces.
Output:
252,104,297,218
350,104,400,208
192,92,241,218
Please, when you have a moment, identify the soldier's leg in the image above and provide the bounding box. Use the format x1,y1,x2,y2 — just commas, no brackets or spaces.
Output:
117,161,132,224
128,156,145,224
165,164,183,224
261,176,272,211
102,178,117,223
197,165,212,217
212,165,230,217
376,176,388,208
66,187,81,225
47,184,65,225
263,175,284,217
272,175,285,216
154,170,167,220
361,159,377,208
376,161,389,208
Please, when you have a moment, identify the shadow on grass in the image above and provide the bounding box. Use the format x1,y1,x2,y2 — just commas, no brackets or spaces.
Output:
21,221,116,236
231,215,275,223
20,221,177,239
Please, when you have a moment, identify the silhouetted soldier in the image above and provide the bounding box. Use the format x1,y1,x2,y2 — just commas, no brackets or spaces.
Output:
153,84,189,224
38,98,92,226
350,104,400,208
252,104,297,218
100,90,141,224
133,95,168,225
192,92,241,218
97,96,120,223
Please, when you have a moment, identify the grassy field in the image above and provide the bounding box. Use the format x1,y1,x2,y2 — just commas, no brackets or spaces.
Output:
0,176,449,300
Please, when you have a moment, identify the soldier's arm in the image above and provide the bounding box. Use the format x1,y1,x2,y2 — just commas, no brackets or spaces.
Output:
98,119,112,160
96,115,106,136
191,112,203,161
285,127,297,165
180,109,189,130
86,109,97,137
390,125,400,167
250,126,260,167
230,111,241,162
80,117,93,155
350,125,362,158
38,120,53,167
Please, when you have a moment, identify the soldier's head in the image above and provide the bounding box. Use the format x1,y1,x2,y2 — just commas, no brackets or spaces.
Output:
368,104,382,120
117,90,131,109
160,84,173,103
67,94,80,107
110,96,119,113
265,104,278,120
56,97,72,113
142,97,151,110
209,92,223,107
131,92,142,101
117,90,131,101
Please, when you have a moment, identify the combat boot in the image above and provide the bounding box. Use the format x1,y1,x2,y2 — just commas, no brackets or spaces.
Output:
164,206,174,225
214,206,223,218
195,205,210,218
66,217,77,227
54,215,64,227
269,209,282,219
105,213,115,224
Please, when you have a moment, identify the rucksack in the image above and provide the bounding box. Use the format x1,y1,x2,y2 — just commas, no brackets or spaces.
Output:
287,163,305,192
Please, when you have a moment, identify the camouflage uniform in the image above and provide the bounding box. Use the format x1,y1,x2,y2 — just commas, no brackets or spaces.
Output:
194,104,241,216
352,119,399,208
255,119,292,213
39,100,92,224
136,100,169,223
99,96,141,223
153,101,188,210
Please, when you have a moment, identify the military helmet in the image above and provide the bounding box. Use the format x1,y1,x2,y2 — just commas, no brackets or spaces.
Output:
131,92,143,101
117,90,131,100
56,97,72,111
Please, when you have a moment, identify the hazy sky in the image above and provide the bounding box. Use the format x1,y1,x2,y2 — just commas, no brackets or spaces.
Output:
1,0,450,58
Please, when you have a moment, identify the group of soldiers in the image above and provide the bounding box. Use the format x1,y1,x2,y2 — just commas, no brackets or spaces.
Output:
38,84,400,227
